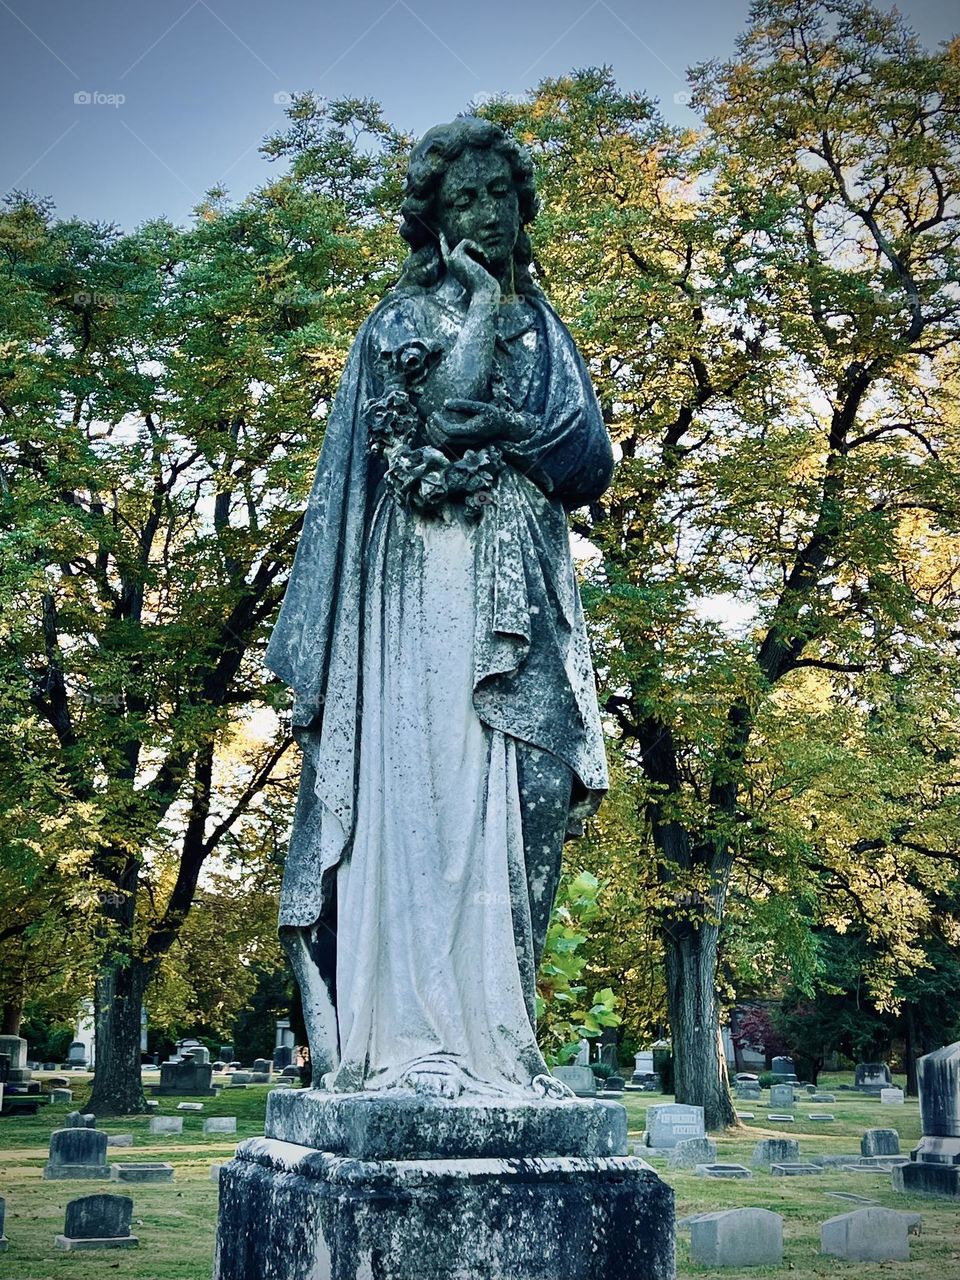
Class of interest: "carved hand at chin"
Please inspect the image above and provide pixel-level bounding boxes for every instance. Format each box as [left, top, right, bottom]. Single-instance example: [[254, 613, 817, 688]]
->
[[426, 399, 536, 452]]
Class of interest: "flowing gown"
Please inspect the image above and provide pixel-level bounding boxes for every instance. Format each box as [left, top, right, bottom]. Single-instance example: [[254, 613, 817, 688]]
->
[[265, 276, 613, 1098]]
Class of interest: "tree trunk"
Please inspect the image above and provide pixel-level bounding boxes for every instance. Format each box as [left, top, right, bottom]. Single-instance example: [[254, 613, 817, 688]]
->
[[89, 954, 148, 1115], [904, 1005, 918, 1098], [663, 917, 737, 1131]]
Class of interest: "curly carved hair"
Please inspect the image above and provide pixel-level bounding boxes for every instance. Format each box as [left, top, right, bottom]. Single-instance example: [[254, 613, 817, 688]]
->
[[396, 116, 542, 296]]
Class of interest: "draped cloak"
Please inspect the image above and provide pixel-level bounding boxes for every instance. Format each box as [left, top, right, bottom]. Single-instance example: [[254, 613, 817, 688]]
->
[[265, 275, 613, 931]]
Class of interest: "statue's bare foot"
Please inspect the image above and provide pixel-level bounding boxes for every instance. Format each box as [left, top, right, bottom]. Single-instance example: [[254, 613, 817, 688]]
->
[[532, 1073, 575, 1099], [398, 1061, 466, 1099]]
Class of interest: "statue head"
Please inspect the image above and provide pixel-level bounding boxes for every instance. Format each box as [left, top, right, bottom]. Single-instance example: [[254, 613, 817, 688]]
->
[[397, 116, 541, 295]]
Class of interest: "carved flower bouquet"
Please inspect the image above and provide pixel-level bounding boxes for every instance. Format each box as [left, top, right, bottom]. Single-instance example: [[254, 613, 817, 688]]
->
[[365, 339, 502, 520]]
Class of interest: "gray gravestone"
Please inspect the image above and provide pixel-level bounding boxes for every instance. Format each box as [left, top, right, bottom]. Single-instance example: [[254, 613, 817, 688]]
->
[[49, 1088, 72, 1103], [668, 1137, 716, 1169], [736, 1082, 761, 1100], [203, 1116, 238, 1134], [113, 1162, 174, 1182], [0, 1195, 6, 1252], [154, 1055, 214, 1097], [66, 1111, 95, 1128], [752, 1138, 799, 1168], [769, 1082, 794, 1108], [550, 1066, 596, 1097], [696, 1163, 752, 1179], [149, 1115, 183, 1135], [646, 1103, 705, 1149], [810, 1092, 835, 1102], [855, 1062, 892, 1094], [862, 1128, 900, 1157], [106, 1134, 134, 1147], [771, 1056, 795, 1078], [690, 1208, 783, 1267], [55, 1193, 138, 1250], [881, 1086, 905, 1104], [821, 1207, 909, 1261], [44, 1127, 110, 1180], [771, 1162, 822, 1176]]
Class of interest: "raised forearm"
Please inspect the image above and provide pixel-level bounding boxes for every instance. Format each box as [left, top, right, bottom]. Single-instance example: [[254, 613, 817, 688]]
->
[[419, 295, 498, 415]]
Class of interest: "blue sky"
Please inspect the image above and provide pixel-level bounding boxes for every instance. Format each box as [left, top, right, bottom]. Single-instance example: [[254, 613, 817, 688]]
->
[[1, 0, 956, 231]]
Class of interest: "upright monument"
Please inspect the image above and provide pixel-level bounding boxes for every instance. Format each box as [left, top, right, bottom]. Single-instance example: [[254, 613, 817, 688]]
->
[[214, 116, 674, 1280]]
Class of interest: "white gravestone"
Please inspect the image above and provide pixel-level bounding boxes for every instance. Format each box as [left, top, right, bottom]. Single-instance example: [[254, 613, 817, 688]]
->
[[646, 1104, 705, 1149]]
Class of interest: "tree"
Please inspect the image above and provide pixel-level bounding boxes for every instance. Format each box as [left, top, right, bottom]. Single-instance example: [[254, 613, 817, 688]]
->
[[0, 104, 399, 1110], [485, 0, 960, 1126]]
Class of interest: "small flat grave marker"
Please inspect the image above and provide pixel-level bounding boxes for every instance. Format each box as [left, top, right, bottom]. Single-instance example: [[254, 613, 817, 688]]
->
[[112, 1162, 174, 1183], [808, 1113, 836, 1121], [203, 1116, 238, 1135], [695, 1162, 753, 1179], [771, 1162, 823, 1176], [766, 1113, 796, 1123], [736, 1111, 756, 1120], [177, 1101, 204, 1111]]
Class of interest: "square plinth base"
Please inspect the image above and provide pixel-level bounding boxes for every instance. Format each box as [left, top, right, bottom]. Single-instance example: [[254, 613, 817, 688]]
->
[[893, 1162, 960, 1197], [213, 1137, 675, 1280]]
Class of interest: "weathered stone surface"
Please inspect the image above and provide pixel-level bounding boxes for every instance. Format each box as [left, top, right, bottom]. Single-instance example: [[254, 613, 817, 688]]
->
[[690, 1208, 782, 1267], [43, 1128, 110, 1180], [855, 1062, 892, 1094], [735, 1083, 761, 1099], [0, 1194, 6, 1251], [810, 1092, 835, 1102], [645, 1104, 705, 1149], [149, 1115, 183, 1135], [918, 1041, 960, 1138], [862, 1127, 900, 1157], [736, 1112, 756, 1121], [106, 1134, 134, 1148], [266, 1090, 627, 1161], [771, 1162, 822, 1176], [668, 1137, 716, 1169], [112, 1162, 174, 1183], [55, 1193, 138, 1250], [765, 1113, 795, 1122], [881, 1087, 905, 1104], [821, 1206, 909, 1261], [177, 1101, 204, 1111], [808, 1113, 835, 1121], [213, 1138, 675, 1280], [66, 1111, 95, 1128], [204, 1116, 238, 1135], [751, 1138, 799, 1168], [49, 1088, 72, 1103], [812, 1153, 862, 1167], [771, 1056, 795, 1078], [768, 1083, 794, 1108], [153, 1058, 215, 1096]]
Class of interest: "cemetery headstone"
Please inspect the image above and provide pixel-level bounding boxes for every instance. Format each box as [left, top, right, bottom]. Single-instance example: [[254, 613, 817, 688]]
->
[[771, 1056, 796, 1079], [49, 1088, 72, 1103], [766, 1113, 795, 1123], [771, 1162, 823, 1176], [690, 1208, 783, 1268], [66, 1041, 88, 1069], [862, 1128, 900, 1157], [107, 1134, 134, 1147], [44, 1127, 110, 1180], [752, 1138, 799, 1168], [177, 1101, 204, 1111], [736, 1083, 761, 1100], [66, 1111, 95, 1128], [0, 1035, 32, 1084], [55, 1193, 138, 1250], [695, 1163, 752, 1179], [855, 1062, 892, 1095], [881, 1086, 905, 1104], [808, 1113, 835, 1121], [769, 1083, 794, 1108], [645, 1103, 705, 1149], [219, 1045, 235, 1064], [281, 1065, 301, 1078], [810, 1092, 835, 1102], [668, 1137, 716, 1169], [204, 1116, 238, 1134], [894, 1040, 960, 1197], [821, 1207, 909, 1262], [113, 1162, 175, 1182], [150, 1115, 183, 1135], [0, 1195, 7, 1252], [153, 1053, 215, 1097], [550, 1066, 596, 1097]]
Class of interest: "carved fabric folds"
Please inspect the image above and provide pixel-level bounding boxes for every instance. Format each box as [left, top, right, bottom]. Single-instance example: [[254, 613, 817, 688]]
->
[[265, 278, 612, 931]]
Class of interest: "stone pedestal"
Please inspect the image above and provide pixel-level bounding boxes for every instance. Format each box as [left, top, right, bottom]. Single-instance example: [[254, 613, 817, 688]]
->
[[0, 1035, 32, 1085], [895, 1041, 960, 1199], [213, 1093, 675, 1279]]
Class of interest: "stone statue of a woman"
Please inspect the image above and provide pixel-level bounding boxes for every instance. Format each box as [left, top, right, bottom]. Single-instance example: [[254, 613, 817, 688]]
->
[[265, 116, 613, 1100]]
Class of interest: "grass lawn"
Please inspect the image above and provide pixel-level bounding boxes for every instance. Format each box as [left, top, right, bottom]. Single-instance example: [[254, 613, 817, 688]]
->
[[0, 1071, 957, 1278]]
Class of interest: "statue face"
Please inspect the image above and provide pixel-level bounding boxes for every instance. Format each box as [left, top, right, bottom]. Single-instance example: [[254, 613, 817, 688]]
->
[[434, 147, 520, 276]]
